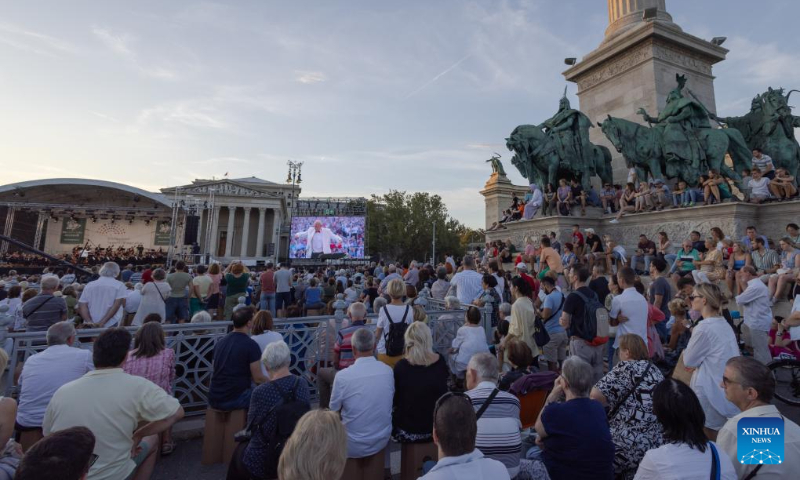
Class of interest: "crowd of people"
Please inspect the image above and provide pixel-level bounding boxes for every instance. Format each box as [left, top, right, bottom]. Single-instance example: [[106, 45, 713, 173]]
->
[[0, 245, 167, 269], [486, 151, 798, 231], [0, 221, 799, 479]]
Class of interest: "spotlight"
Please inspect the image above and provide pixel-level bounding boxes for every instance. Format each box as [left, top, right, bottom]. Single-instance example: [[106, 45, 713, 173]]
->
[[564, 57, 577, 66], [711, 36, 727, 46]]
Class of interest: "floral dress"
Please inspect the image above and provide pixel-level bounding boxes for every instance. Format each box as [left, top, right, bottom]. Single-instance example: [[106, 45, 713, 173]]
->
[[595, 359, 665, 479]]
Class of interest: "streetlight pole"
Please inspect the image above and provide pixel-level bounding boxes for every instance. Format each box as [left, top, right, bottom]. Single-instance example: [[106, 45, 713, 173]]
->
[[432, 222, 436, 265], [286, 160, 303, 260]]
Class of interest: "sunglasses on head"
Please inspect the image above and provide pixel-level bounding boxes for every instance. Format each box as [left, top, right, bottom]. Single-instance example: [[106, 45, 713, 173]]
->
[[433, 392, 471, 422]]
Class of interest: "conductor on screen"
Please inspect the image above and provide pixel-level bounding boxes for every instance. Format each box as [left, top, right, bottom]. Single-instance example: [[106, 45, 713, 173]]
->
[[294, 219, 343, 258]]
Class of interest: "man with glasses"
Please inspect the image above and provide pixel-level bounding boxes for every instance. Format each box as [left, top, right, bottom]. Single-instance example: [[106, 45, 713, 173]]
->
[[717, 357, 800, 479], [421, 391, 510, 479]]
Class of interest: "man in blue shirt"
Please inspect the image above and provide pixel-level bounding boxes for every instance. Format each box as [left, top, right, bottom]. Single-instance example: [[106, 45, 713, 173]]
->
[[740, 226, 769, 252], [539, 276, 566, 372]]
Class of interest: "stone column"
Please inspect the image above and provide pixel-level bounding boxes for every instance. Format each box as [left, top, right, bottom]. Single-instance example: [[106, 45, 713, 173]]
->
[[240, 207, 252, 257], [606, 0, 674, 39], [255, 207, 267, 258], [224, 205, 236, 258], [209, 206, 221, 257], [271, 209, 282, 258]]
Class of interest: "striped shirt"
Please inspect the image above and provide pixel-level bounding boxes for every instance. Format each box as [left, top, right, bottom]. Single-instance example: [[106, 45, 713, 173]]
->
[[752, 154, 774, 173], [751, 248, 780, 273], [22, 295, 67, 332], [467, 382, 522, 478]]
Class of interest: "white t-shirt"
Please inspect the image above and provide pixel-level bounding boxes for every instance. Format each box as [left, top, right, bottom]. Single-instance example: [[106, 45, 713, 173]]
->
[[609, 287, 649, 348], [124, 290, 141, 314], [376, 304, 412, 354], [78, 277, 128, 327], [634, 442, 736, 480], [748, 177, 771, 197], [311, 232, 324, 253]]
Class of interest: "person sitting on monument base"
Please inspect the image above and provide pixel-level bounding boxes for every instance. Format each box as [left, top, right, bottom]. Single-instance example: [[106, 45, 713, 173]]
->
[[769, 167, 797, 200]]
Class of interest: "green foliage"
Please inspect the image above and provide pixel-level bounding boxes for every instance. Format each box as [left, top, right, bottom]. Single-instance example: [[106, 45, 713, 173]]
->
[[367, 190, 468, 262]]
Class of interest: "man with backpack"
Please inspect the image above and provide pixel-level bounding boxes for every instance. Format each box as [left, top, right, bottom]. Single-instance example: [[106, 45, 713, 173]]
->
[[330, 328, 394, 479], [559, 267, 609, 383]]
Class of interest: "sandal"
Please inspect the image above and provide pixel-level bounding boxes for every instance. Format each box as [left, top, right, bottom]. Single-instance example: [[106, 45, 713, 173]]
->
[[161, 442, 175, 456]]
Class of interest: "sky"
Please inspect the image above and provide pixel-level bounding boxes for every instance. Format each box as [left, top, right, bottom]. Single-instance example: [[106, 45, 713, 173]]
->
[[1, 0, 799, 228]]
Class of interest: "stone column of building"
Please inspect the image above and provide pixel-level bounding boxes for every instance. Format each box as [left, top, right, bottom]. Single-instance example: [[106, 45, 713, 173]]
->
[[224, 205, 236, 258], [271, 209, 282, 259], [255, 207, 266, 258], [240, 207, 252, 257], [209, 206, 221, 257]]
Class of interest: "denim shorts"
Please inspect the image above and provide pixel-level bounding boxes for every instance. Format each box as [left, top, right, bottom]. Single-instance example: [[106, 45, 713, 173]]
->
[[164, 296, 189, 323]]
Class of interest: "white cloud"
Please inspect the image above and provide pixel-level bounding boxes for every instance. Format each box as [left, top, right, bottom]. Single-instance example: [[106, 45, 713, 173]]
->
[[91, 25, 178, 80], [0, 22, 78, 56], [295, 71, 326, 84]]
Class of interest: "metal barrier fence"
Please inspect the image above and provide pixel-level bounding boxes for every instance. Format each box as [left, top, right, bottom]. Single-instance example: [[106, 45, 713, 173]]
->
[[3, 296, 492, 417]]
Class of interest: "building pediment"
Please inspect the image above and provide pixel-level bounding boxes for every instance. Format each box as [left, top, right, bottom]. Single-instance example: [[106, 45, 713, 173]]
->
[[164, 180, 285, 199]]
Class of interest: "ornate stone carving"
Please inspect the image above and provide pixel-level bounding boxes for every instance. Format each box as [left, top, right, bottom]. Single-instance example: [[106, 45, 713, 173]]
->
[[182, 181, 281, 198], [652, 44, 712, 75]]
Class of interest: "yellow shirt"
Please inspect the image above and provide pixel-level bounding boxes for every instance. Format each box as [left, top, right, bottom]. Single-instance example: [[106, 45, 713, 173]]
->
[[508, 296, 540, 357], [43, 368, 181, 480]]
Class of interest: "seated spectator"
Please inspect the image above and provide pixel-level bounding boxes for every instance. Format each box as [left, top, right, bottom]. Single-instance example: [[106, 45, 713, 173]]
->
[[591, 334, 665, 479], [16, 322, 93, 438], [0, 285, 23, 330], [14, 426, 96, 480], [375, 278, 413, 368], [683, 283, 740, 439], [420, 392, 510, 479], [21, 274, 67, 332], [465, 352, 522, 478], [535, 356, 615, 480], [717, 357, 800, 478], [392, 322, 449, 443], [278, 410, 347, 480], [630, 235, 656, 275], [498, 339, 535, 391], [0, 349, 18, 477], [747, 168, 772, 204], [77, 262, 127, 327], [123, 322, 176, 455], [330, 328, 394, 477], [318, 302, 368, 409], [767, 237, 800, 305], [303, 278, 325, 310], [207, 307, 267, 410], [239, 341, 310, 480], [43, 328, 184, 480], [769, 167, 797, 200], [634, 378, 736, 479], [449, 306, 489, 376], [692, 237, 725, 285]]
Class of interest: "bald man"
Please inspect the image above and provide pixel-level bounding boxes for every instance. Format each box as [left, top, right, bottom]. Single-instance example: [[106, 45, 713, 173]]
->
[[294, 220, 343, 258]]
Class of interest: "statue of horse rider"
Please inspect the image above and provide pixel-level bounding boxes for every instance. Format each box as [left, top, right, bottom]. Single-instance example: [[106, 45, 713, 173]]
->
[[534, 87, 595, 177]]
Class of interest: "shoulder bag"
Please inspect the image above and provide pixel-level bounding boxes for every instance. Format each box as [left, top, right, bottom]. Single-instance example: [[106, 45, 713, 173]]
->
[[607, 361, 653, 420]]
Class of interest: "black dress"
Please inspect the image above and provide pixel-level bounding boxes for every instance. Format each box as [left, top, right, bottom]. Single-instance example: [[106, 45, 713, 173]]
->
[[392, 354, 449, 442]]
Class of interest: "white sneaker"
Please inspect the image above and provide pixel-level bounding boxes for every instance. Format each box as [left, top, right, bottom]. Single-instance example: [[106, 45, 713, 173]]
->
[[609, 219, 619, 224]]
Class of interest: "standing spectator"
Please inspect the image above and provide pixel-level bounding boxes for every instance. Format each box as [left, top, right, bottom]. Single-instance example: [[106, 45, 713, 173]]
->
[[123, 322, 176, 455], [634, 378, 736, 479], [630, 235, 656, 275], [489, 261, 505, 298], [501, 277, 539, 367], [430, 267, 451, 301], [43, 328, 184, 480], [375, 279, 413, 368], [560, 267, 607, 382], [589, 265, 611, 304], [591, 335, 664, 479], [392, 322, 449, 443], [683, 283, 740, 439], [258, 262, 277, 316], [21, 274, 67, 332], [123, 283, 143, 324], [648, 258, 672, 341], [190, 264, 212, 318], [419, 391, 510, 480], [132, 268, 170, 326], [277, 410, 347, 480], [206, 263, 223, 319], [317, 303, 368, 408], [446, 255, 484, 306], [450, 306, 489, 376], [77, 262, 127, 327], [223, 262, 250, 320], [330, 328, 394, 478], [535, 356, 615, 480], [14, 426, 96, 480], [208, 307, 267, 410], [735, 266, 773, 364], [16, 322, 93, 443], [465, 352, 522, 478], [240, 341, 310, 480], [609, 267, 649, 364], [539, 276, 566, 372], [164, 261, 191, 324], [404, 261, 420, 286], [717, 357, 800, 479], [273, 263, 292, 317]]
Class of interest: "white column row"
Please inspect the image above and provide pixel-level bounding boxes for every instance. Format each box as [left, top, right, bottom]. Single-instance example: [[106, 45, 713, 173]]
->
[[210, 205, 278, 258]]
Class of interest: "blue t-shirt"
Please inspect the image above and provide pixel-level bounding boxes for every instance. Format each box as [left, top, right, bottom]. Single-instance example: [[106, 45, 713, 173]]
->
[[305, 287, 322, 304], [208, 332, 262, 407], [541, 397, 615, 480], [542, 290, 565, 335]]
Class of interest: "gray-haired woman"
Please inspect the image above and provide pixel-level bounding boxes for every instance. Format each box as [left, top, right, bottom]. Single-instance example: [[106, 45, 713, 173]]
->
[[132, 268, 171, 326]]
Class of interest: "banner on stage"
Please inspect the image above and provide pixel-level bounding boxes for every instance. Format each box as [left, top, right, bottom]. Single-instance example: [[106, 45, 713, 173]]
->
[[154, 221, 172, 246], [59, 218, 86, 244]]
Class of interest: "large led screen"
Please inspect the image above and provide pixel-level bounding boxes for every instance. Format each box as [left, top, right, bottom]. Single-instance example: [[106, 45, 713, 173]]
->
[[289, 216, 365, 259]]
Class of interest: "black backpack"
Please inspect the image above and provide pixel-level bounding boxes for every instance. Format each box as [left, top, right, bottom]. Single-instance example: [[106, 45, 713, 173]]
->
[[383, 305, 410, 356], [571, 289, 609, 342]]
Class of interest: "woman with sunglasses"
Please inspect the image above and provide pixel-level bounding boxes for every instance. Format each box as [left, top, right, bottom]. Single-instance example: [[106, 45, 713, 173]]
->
[[681, 283, 740, 440]]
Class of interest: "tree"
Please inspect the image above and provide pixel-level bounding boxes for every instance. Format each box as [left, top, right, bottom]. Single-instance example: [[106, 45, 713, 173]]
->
[[367, 190, 467, 263]]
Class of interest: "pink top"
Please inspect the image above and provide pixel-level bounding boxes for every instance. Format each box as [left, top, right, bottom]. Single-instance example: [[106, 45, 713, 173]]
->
[[123, 348, 176, 394], [208, 273, 221, 295]]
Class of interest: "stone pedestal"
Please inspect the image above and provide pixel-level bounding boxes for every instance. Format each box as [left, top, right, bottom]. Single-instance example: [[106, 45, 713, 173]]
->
[[564, 4, 727, 184], [479, 174, 528, 230]]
